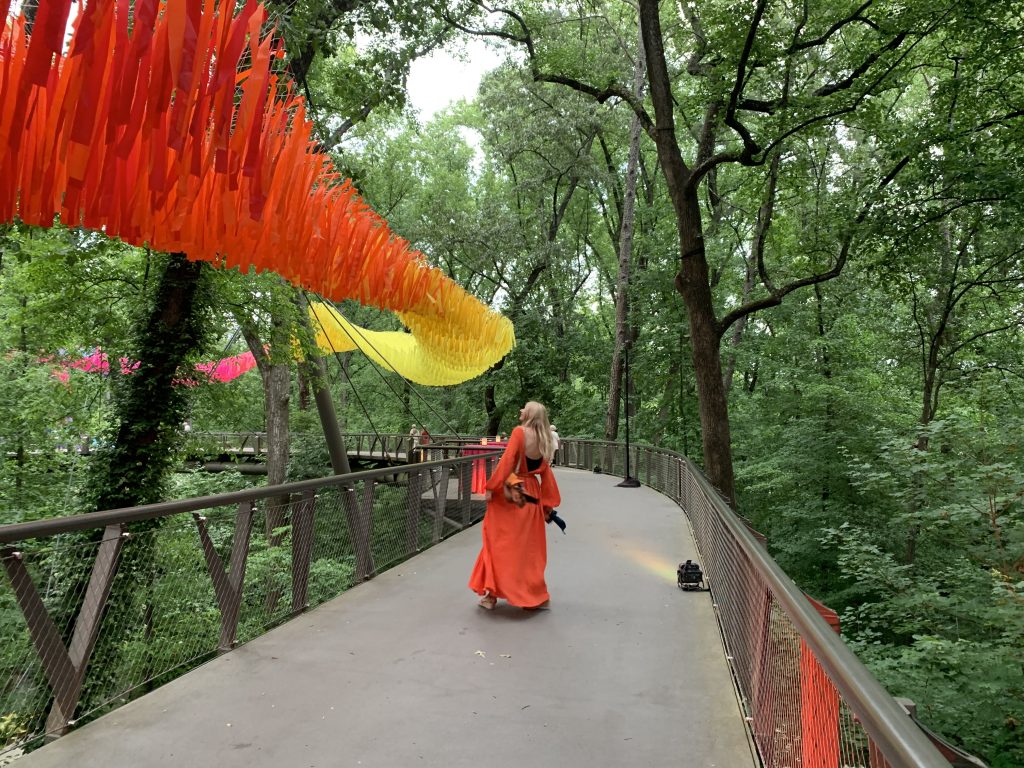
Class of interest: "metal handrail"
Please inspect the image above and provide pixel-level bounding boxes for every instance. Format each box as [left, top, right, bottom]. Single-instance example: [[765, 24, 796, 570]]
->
[[0, 452, 497, 545], [554, 437, 952, 768], [0, 448, 503, 752], [684, 456, 949, 767], [1, 433, 956, 765]]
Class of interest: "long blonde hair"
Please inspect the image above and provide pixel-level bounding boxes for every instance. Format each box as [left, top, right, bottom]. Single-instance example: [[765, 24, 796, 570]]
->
[[521, 401, 554, 460]]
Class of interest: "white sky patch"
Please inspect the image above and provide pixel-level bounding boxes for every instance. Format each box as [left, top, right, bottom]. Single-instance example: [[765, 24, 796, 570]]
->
[[407, 37, 505, 122]]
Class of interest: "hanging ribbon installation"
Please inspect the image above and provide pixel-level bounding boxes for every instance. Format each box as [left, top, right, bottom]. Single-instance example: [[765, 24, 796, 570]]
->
[[0, 0, 514, 385]]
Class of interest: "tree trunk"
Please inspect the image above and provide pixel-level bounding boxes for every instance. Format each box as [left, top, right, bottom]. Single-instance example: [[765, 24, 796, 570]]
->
[[605, 31, 646, 442], [674, 217, 735, 505], [15, 296, 27, 495], [722, 261, 754, 393], [86, 253, 207, 511], [238, 308, 292, 546], [640, 0, 735, 504], [814, 285, 833, 511], [294, 296, 352, 477], [484, 359, 505, 436], [74, 252, 207, 716], [235, 300, 289, 624], [652, 352, 681, 447]]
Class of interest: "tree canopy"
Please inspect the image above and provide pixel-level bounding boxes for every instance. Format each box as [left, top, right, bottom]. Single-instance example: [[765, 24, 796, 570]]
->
[[1, 1, 1023, 763]]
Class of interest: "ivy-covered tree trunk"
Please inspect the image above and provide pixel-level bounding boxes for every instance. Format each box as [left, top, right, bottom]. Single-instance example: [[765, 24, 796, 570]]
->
[[74, 252, 208, 716], [85, 252, 207, 511]]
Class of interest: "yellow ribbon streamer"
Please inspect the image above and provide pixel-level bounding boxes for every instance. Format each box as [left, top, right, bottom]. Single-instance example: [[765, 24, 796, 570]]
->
[[309, 301, 515, 386]]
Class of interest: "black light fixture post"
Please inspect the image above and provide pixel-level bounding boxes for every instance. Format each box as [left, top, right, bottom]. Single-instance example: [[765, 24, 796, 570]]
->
[[617, 343, 640, 488]]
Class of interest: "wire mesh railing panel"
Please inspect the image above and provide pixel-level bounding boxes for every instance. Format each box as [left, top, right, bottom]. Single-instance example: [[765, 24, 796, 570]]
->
[[77, 519, 222, 715], [302, 490, 357, 608], [233, 498, 309, 641], [0, 454, 486, 757], [694, 470, 946, 766], [2, 442, 950, 766], [366, 481, 418, 574], [0, 535, 103, 748], [680, 466, 880, 767]]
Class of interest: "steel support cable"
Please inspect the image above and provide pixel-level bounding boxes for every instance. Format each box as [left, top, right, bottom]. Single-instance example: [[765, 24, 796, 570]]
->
[[303, 291, 465, 439], [302, 294, 386, 449], [308, 298, 466, 437]]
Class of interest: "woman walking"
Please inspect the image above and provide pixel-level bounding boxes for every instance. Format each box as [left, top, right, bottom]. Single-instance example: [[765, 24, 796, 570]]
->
[[469, 401, 561, 610]]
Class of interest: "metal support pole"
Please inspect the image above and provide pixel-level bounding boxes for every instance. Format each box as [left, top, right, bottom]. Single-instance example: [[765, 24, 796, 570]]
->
[[311, 355, 351, 476]]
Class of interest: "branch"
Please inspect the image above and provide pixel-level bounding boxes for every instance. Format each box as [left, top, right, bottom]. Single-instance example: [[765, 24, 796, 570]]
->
[[941, 321, 1024, 364], [813, 30, 908, 98], [715, 151, 910, 336], [756, 17, 937, 161], [723, 0, 769, 162], [326, 102, 375, 146], [956, 108, 1024, 136], [236, 314, 270, 380], [639, 0, 691, 190], [597, 132, 625, 226], [787, 1, 878, 54], [449, 2, 657, 139], [753, 152, 782, 295], [739, 98, 776, 114], [444, 3, 533, 53], [678, 0, 710, 75], [694, 100, 722, 170], [716, 247, 848, 336]]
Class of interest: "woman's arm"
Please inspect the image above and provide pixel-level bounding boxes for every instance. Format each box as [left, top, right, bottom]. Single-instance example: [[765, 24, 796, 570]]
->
[[538, 463, 561, 509], [484, 427, 524, 493]]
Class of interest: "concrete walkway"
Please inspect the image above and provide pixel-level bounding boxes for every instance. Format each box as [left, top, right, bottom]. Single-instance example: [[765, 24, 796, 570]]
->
[[17, 469, 756, 768]]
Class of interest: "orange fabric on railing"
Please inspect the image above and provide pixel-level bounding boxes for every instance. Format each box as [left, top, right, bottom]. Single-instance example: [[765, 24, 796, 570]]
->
[[0, 1, 514, 382]]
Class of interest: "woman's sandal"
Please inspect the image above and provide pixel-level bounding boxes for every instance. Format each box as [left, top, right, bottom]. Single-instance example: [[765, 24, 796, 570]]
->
[[478, 593, 497, 610]]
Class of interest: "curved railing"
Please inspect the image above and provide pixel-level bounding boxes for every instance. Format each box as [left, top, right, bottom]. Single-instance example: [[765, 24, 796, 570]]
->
[[0, 449, 499, 756], [553, 438, 954, 768], [0, 433, 961, 766], [189, 431, 494, 461]]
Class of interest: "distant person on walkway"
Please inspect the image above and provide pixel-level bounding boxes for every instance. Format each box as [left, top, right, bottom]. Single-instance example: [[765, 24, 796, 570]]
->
[[409, 425, 421, 462], [550, 423, 560, 456], [469, 401, 561, 611], [420, 427, 430, 445]]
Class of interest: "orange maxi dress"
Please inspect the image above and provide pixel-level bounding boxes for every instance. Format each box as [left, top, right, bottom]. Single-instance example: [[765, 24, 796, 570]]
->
[[468, 426, 561, 608]]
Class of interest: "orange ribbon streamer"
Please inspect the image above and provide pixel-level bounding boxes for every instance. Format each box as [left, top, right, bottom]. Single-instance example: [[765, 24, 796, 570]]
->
[[0, 1, 514, 383]]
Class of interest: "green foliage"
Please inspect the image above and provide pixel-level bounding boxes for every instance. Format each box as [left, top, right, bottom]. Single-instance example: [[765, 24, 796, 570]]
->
[[0, 712, 28, 750], [2, 1, 1023, 763], [734, 275, 1024, 764], [266, 0, 478, 140]]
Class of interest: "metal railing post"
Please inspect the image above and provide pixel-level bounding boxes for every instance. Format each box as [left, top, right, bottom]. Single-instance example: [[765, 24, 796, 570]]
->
[[2, 523, 127, 737], [194, 502, 256, 652]]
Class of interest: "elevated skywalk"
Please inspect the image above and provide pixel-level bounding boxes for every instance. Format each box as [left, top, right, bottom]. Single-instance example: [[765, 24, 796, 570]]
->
[[14, 469, 756, 767]]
